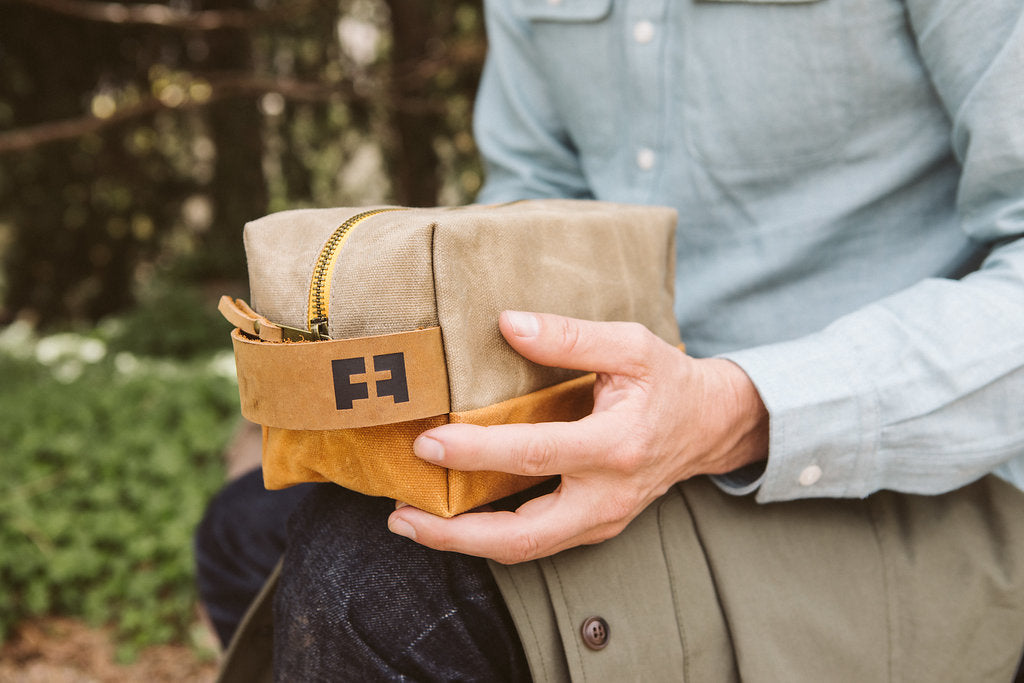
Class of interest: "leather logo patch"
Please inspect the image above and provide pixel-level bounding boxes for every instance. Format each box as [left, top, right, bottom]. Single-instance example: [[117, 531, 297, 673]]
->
[[231, 326, 449, 430], [332, 352, 410, 410]]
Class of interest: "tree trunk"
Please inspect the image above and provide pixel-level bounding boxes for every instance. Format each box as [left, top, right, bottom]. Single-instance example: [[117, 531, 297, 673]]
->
[[200, 0, 267, 280], [386, 0, 444, 206]]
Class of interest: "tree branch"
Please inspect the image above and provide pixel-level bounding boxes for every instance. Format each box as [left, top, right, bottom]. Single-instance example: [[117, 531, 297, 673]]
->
[[9, 0, 318, 30], [0, 100, 161, 153], [0, 73, 350, 155]]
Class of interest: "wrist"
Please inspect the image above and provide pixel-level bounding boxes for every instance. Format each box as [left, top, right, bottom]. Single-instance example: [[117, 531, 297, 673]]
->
[[704, 358, 769, 473]]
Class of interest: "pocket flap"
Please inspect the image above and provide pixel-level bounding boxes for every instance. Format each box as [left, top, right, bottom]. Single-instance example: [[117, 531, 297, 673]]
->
[[699, 0, 822, 4], [514, 0, 612, 22]]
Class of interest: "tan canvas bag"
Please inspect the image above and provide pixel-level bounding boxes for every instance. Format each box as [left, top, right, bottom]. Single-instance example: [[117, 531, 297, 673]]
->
[[219, 199, 681, 517]]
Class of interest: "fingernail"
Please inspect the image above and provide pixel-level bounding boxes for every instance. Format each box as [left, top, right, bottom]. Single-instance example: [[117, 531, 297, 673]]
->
[[395, 500, 410, 510], [506, 311, 539, 338], [413, 435, 444, 463], [388, 516, 417, 541]]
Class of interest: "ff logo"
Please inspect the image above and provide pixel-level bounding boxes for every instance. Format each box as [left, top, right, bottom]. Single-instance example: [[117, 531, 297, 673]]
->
[[331, 352, 409, 410]]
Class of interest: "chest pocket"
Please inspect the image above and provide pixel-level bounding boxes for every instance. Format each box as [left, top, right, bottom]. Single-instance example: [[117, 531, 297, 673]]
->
[[683, 0, 854, 170], [514, 0, 618, 154]]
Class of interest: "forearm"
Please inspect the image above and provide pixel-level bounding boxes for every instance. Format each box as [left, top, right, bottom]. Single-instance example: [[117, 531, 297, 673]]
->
[[718, 243, 1024, 502], [713, 0, 1024, 502]]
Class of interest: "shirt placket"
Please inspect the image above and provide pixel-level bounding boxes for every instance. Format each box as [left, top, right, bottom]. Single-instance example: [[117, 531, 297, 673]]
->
[[623, 0, 668, 201]]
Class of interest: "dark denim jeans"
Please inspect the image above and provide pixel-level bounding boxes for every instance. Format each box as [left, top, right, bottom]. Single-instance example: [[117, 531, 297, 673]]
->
[[194, 468, 314, 647], [194, 469, 530, 681]]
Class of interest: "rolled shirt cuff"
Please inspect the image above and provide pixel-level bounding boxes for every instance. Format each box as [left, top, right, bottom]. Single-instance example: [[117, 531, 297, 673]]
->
[[716, 329, 880, 503]]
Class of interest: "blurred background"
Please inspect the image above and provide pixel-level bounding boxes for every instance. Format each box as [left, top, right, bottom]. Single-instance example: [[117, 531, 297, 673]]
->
[[0, 0, 486, 678]]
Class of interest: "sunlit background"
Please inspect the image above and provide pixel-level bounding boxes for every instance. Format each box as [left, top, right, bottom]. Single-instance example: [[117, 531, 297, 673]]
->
[[0, 1, 486, 678]]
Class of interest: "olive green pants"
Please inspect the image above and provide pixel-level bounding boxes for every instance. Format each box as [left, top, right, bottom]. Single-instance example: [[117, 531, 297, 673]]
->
[[220, 475, 1024, 681], [491, 476, 1024, 682]]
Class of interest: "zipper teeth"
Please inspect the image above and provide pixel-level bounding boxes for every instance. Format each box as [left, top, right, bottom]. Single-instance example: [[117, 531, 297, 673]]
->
[[307, 207, 401, 337]]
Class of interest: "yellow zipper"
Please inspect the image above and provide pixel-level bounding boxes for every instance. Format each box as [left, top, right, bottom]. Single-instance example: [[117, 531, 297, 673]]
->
[[306, 207, 404, 339]]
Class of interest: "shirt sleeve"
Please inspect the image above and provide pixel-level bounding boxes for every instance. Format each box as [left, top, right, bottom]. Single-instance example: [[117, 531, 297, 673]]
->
[[472, 0, 594, 203], [715, 0, 1024, 501]]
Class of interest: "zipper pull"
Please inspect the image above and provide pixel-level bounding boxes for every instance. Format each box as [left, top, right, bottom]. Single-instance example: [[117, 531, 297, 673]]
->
[[309, 316, 330, 340], [219, 296, 321, 342]]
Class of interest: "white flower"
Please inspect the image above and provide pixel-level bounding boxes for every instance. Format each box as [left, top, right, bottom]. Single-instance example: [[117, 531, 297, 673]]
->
[[0, 320, 35, 359], [54, 359, 84, 384], [78, 338, 107, 363], [35, 335, 71, 365], [208, 350, 238, 381], [34, 333, 107, 365], [115, 351, 141, 375]]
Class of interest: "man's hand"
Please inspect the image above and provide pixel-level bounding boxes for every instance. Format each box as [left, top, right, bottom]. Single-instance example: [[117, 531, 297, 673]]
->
[[387, 311, 768, 564]]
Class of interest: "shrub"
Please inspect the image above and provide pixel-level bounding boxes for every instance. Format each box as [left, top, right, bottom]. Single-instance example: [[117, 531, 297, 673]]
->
[[0, 320, 239, 659]]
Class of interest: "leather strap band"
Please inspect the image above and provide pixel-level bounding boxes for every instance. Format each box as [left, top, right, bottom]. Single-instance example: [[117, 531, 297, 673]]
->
[[229, 324, 451, 430]]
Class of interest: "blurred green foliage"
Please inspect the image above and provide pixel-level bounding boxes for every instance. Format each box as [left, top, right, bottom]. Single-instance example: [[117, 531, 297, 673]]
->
[[0, 304, 240, 659], [0, 0, 487, 657], [105, 282, 231, 358]]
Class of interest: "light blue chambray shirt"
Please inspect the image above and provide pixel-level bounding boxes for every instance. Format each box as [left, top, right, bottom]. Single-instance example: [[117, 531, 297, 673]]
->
[[472, 0, 1024, 502]]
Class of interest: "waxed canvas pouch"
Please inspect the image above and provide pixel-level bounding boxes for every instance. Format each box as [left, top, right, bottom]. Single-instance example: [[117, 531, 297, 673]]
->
[[219, 199, 680, 517]]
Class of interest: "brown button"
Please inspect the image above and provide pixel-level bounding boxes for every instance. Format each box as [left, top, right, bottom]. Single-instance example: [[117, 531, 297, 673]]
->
[[581, 616, 609, 650]]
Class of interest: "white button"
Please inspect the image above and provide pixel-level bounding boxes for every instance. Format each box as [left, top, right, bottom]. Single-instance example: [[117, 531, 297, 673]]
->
[[798, 465, 823, 487], [636, 147, 656, 170], [633, 21, 655, 44]]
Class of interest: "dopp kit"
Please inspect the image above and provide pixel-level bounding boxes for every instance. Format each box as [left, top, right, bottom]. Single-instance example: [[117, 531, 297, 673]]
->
[[219, 199, 680, 516]]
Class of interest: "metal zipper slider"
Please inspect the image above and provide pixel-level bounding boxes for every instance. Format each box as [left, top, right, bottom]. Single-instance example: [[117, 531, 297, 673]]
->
[[309, 316, 330, 340]]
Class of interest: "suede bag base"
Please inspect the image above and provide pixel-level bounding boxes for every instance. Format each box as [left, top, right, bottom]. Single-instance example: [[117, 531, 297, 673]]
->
[[263, 373, 597, 517]]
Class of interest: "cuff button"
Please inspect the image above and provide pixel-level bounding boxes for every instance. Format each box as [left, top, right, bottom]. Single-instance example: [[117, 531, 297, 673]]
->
[[798, 464, 823, 487]]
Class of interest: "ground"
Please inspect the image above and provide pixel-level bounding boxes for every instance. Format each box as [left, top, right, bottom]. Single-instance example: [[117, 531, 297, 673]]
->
[[0, 617, 220, 682]]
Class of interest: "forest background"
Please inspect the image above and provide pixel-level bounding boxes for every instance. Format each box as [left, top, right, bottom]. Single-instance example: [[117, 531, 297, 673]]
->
[[0, 0, 487, 677]]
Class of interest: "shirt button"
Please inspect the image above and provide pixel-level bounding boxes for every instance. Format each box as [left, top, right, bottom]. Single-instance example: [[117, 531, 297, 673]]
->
[[633, 20, 655, 44], [798, 465, 823, 486], [581, 616, 609, 650], [636, 147, 656, 170]]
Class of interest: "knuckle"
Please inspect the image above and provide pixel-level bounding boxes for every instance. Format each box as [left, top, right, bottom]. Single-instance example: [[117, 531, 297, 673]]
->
[[423, 523, 455, 552], [606, 439, 647, 474], [637, 325, 663, 357], [620, 321, 650, 344], [514, 436, 557, 475], [617, 322, 659, 372], [500, 531, 543, 565], [589, 520, 627, 545], [595, 488, 643, 528], [556, 317, 584, 355], [602, 495, 635, 525], [619, 321, 651, 349]]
